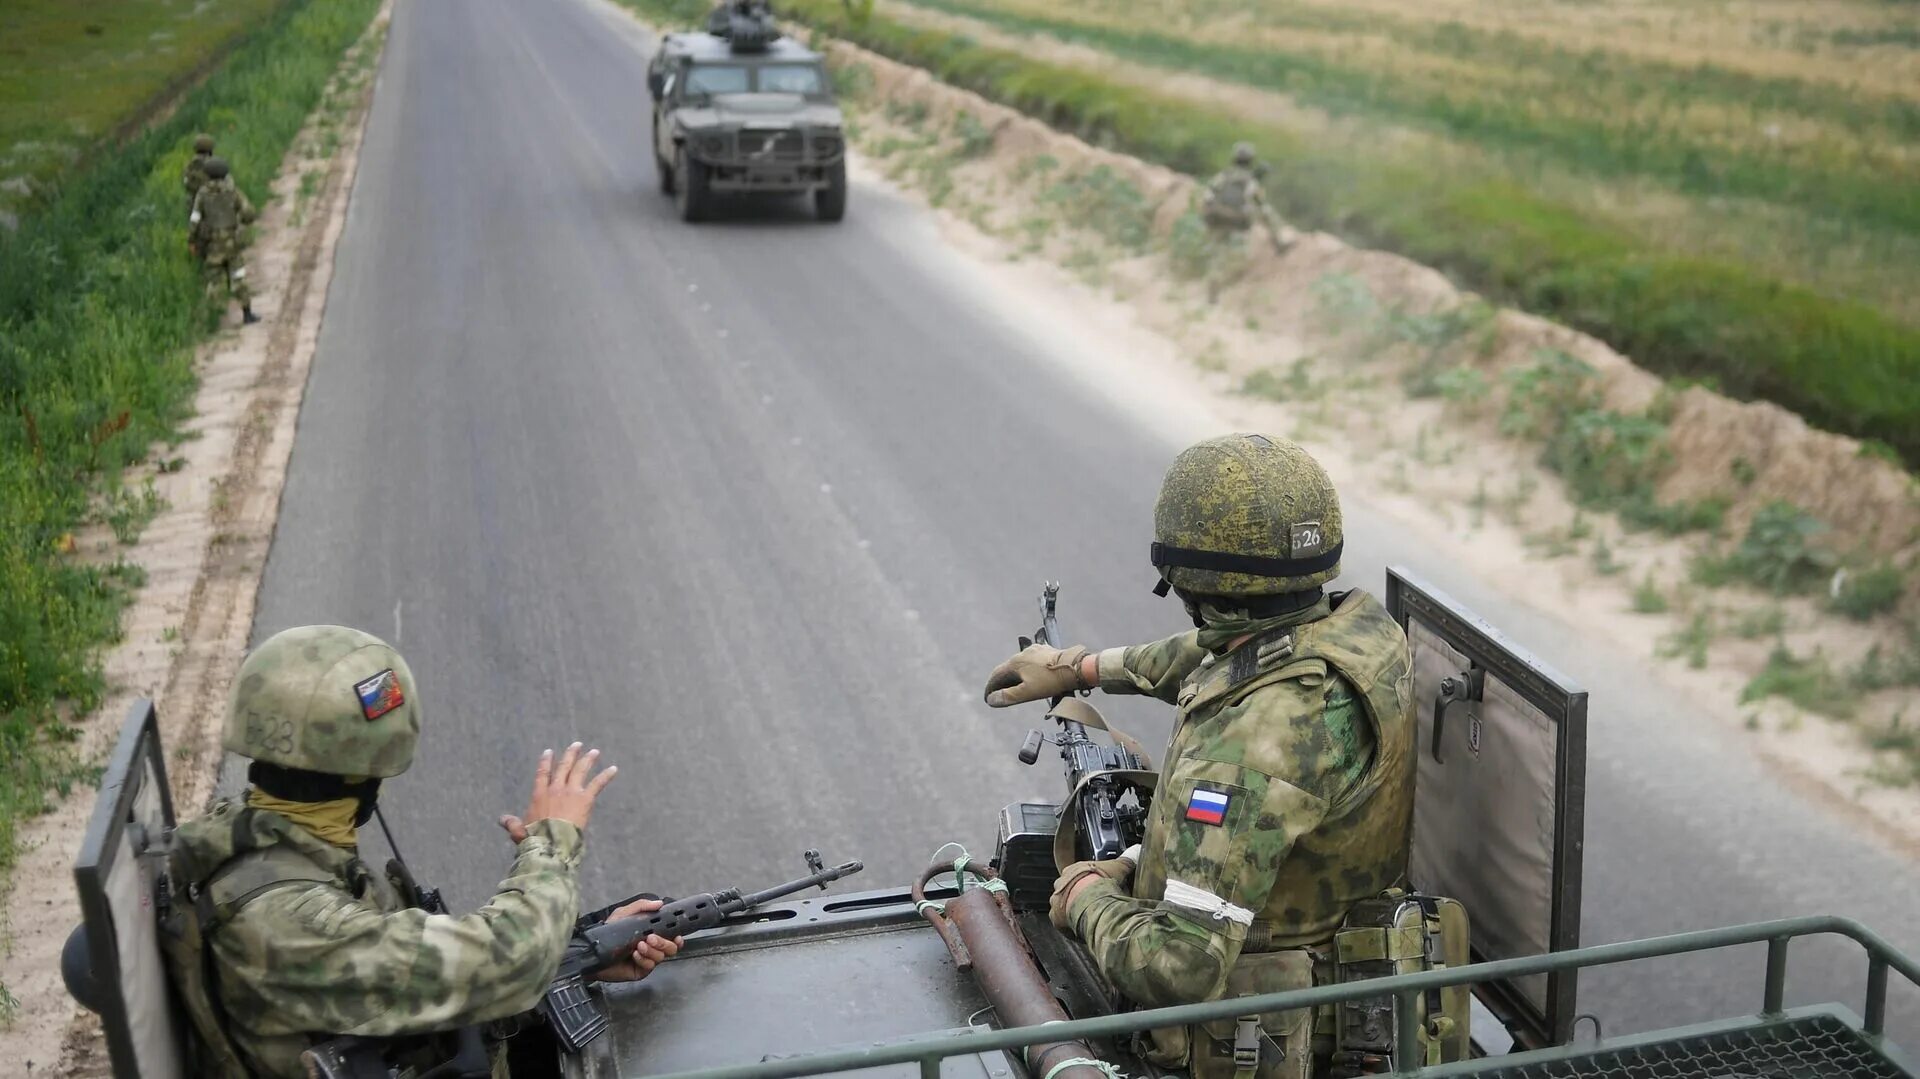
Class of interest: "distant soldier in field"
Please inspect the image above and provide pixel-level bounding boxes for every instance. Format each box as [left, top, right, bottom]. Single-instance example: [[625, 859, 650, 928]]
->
[[1200, 141, 1292, 301], [189, 157, 261, 325], [183, 134, 217, 213]]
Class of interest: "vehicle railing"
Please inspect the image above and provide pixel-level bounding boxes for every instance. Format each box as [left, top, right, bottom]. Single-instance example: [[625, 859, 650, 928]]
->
[[641, 914, 1918, 1079]]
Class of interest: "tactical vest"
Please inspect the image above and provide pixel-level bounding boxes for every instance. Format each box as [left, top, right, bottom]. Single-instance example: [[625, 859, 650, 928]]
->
[[1139, 590, 1415, 950], [1203, 169, 1256, 230], [1130, 592, 1423, 1079], [157, 805, 351, 1079], [196, 180, 242, 234]]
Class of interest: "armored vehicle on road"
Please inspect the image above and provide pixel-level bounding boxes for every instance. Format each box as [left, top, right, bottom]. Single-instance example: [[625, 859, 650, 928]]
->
[[646, 5, 847, 223], [62, 569, 1919, 1078]]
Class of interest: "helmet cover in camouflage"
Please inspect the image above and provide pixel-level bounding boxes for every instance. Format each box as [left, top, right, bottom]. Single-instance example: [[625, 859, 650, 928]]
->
[[1232, 141, 1256, 166], [223, 626, 421, 777], [193, 134, 215, 154], [1151, 434, 1342, 596], [204, 156, 230, 180]]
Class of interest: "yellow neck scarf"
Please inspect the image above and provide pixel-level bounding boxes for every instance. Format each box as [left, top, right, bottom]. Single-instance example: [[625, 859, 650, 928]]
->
[[246, 788, 361, 848]]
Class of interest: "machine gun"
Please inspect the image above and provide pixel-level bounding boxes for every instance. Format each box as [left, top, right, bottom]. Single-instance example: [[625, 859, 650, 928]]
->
[[541, 851, 864, 1053], [1014, 584, 1151, 862]]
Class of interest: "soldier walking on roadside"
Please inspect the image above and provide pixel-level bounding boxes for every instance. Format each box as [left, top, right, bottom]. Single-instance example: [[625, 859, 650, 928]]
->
[[189, 156, 261, 325], [1200, 142, 1293, 302], [183, 133, 217, 213]]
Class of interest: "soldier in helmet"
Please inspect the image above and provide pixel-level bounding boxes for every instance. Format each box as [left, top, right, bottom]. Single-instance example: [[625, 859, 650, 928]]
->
[[188, 156, 261, 325], [1200, 142, 1292, 301], [183, 134, 217, 212], [983, 435, 1415, 1079], [165, 626, 680, 1078]]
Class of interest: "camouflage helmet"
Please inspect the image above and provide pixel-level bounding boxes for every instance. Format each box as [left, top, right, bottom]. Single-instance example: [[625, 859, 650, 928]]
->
[[223, 626, 421, 778], [1232, 141, 1256, 166], [203, 156, 230, 180], [193, 134, 215, 154], [1150, 434, 1342, 597]]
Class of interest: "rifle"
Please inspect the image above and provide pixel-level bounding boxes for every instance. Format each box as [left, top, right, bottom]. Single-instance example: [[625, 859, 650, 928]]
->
[[1015, 584, 1150, 862], [540, 851, 864, 1053]]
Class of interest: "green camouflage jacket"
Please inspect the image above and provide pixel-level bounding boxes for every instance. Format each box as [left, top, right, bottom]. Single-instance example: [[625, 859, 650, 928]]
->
[[172, 802, 583, 1078], [1066, 591, 1415, 1009], [183, 154, 212, 203], [190, 178, 255, 242]]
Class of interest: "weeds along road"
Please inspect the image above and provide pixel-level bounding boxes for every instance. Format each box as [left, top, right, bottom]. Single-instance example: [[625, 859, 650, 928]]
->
[[233, 0, 1919, 1042]]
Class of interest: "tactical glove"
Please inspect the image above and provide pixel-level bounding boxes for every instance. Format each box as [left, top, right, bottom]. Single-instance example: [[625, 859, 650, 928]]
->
[[983, 644, 1091, 708], [1049, 847, 1139, 930]]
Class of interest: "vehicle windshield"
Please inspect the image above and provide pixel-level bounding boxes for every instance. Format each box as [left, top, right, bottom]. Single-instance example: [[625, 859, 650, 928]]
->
[[757, 64, 825, 95], [683, 64, 751, 97]]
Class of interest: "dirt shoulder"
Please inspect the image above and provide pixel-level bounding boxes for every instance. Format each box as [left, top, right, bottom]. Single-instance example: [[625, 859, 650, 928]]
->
[[820, 42, 1920, 847], [0, 8, 389, 1073]]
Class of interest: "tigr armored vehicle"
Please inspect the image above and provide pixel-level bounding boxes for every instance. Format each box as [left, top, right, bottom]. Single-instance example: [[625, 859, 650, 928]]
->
[[647, 5, 847, 223], [62, 569, 1920, 1078]]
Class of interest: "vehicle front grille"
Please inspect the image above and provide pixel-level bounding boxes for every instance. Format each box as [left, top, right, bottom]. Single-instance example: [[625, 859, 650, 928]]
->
[[739, 130, 805, 161]]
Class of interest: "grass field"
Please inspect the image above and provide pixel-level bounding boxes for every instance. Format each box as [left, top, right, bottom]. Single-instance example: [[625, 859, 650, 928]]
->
[[633, 0, 1920, 463], [0, 0, 381, 892], [0, 0, 287, 225]]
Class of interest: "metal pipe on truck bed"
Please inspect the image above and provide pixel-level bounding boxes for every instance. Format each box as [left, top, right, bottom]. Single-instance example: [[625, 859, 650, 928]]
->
[[941, 889, 1110, 1079]]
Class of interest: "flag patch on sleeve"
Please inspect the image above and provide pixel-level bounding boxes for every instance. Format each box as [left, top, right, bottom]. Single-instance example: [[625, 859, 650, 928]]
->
[[354, 669, 404, 721], [1185, 788, 1230, 826]]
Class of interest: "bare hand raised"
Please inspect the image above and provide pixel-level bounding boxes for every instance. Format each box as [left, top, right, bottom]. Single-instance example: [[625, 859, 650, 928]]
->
[[499, 741, 618, 843]]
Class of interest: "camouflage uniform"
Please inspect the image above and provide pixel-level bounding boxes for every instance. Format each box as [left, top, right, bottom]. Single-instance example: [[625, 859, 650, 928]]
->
[[161, 625, 586, 1078], [190, 174, 257, 314], [172, 802, 582, 1079], [1068, 595, 1414, 1075], [1043, 436, 1413, 1079], [1200, 146, 1288, 301], [183, 156, 213, 210]]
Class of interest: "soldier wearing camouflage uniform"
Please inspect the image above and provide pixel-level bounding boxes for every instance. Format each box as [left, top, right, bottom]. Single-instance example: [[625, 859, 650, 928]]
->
[[1200, 143, 1291, 301], [188, 156, 261, 324], [984, 435, 1415, 1079], [166, 625, 678, 1078], [183, 134, 217, 212]]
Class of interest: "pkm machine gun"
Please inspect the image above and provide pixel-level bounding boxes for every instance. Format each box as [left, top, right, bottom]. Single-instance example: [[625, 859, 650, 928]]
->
[[542, 852, 865, 1053], [706, 0, 780, 51], [994, 584, 1154, 911]]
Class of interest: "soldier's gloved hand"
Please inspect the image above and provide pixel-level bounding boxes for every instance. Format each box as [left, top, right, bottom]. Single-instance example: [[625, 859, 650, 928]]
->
[[588, 897, 684, 983], [983, 644, 1091, 707], [1048, 847, 1139, 930]]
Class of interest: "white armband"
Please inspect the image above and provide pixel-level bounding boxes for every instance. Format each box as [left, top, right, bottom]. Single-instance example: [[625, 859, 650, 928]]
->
[[1119, 844, 1142, 865], [1163, 878, 1255, 926], [190, 211, 201, 225]]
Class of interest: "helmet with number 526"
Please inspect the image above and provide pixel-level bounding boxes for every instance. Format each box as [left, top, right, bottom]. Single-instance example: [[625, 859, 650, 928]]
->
[[223, 625, 421, 777], [1150, 433, 1343, 597]]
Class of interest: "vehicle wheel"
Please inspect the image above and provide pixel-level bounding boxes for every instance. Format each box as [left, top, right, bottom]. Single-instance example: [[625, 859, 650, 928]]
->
[[675, 148, 709, 223], [815, 160, 848, 223], [655, 125, 675, 195]]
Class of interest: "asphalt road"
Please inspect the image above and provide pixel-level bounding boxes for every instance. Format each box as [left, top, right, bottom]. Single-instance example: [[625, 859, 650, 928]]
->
[[238, 0, 1918, 1046]]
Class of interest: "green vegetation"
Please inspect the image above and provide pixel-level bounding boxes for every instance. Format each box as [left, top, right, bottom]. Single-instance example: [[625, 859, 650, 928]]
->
[[1831, 563, 1908, 621], [1631, 575, 1669, 614], [617, 0, 1920, 464], [0, 0, 381, 885], [1692, 501, 1834, 595], [0, 0, 285, 223], [1742, 644, 1851, 718]]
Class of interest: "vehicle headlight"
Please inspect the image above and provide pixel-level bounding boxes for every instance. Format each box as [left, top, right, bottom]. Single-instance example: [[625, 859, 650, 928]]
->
[[812, 133, 842, 157], [698, 134, 729, 157]]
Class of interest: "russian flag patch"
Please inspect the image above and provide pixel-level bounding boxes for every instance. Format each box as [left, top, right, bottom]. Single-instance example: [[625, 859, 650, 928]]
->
[[1185, 788, 1230, 826], [354, 669, 404, 721]]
